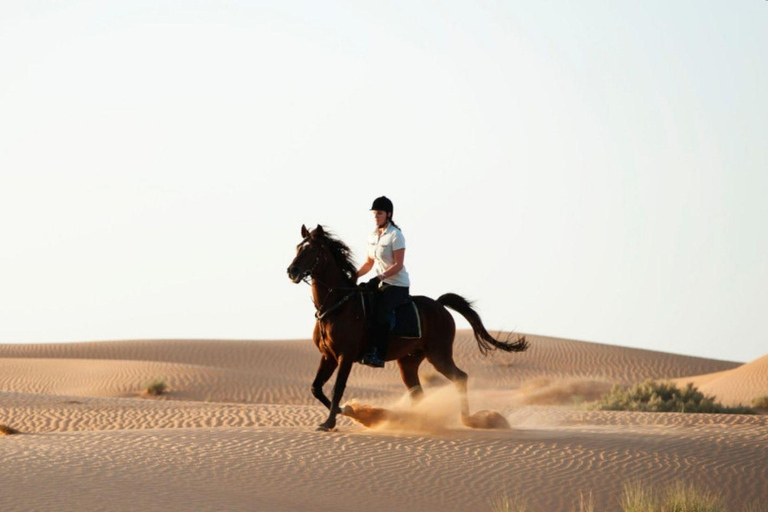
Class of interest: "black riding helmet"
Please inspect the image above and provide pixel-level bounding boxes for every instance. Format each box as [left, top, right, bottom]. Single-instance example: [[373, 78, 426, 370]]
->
[[370, 196, 393, 214]]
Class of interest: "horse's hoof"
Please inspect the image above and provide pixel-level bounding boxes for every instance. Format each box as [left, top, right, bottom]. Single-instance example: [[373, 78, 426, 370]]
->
[[315, 425, 336, 432]]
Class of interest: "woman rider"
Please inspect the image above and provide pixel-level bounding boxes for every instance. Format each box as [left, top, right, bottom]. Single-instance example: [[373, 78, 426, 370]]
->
[[356, 196, 410, 368]]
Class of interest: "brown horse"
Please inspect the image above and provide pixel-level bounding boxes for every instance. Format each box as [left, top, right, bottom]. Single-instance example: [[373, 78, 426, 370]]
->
[[287, 224, 528, 431]]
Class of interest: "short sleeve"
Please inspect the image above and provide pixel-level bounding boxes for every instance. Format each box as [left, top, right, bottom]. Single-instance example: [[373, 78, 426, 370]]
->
[[391, 229, 406, 251], [367, 232, 377, 259]]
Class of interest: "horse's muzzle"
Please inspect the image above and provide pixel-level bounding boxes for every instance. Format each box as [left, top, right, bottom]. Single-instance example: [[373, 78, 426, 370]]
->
[[287, 266, 303, 283]]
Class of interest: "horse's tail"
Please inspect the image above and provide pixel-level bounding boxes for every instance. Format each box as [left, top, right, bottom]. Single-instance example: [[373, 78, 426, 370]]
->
[[437, 293, 528, 356]]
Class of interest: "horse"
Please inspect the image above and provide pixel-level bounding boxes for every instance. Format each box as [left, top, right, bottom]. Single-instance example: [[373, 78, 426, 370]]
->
[[287, 224, 528, 432]]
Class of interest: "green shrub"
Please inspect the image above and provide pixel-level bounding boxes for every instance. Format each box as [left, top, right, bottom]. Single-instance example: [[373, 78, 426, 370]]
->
[[751, 395, 768, 410], [592, 380, 755, 414], [144, 378, 167, 396]]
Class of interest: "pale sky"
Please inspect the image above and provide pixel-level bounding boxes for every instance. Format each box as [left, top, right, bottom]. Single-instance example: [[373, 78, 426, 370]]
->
[[1, 1, 766, 363]]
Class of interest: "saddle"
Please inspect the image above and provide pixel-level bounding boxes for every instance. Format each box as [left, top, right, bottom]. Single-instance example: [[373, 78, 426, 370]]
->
[[361, 292, 422, 339]]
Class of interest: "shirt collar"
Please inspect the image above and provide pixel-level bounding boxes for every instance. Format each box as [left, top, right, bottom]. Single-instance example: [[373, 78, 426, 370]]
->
[[374, 222, 394, 236]]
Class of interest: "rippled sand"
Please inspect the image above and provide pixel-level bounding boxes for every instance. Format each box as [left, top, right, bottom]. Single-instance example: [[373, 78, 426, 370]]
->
[[1, 332, 765, 512]]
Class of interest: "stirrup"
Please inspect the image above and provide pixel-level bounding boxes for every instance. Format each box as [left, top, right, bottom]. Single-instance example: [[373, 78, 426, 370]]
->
[[360, 350, 385, 368]]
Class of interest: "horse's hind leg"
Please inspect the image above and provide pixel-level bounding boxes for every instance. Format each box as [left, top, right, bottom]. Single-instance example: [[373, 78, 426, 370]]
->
[[397, 351, 425, 405], [427, 353, 470, 422]]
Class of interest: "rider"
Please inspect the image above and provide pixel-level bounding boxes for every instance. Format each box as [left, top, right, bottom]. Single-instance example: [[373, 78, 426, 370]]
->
[[356, 196, 411, 368]]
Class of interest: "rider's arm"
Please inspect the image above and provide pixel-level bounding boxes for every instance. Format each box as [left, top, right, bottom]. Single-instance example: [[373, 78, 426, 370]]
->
[[357, 256, 374, 278], [377, 249, 405, 280]]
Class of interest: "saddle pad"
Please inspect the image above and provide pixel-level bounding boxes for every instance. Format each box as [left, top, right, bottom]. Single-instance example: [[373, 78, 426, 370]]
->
[[392, 300, 422, 339]]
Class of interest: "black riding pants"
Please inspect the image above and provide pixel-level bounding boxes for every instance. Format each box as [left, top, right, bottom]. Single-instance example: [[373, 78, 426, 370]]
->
[[374, 284, 409, 345]]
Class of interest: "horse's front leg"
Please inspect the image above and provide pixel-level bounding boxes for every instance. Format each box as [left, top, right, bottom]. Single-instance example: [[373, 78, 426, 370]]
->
[[311, 356, 338, 411], [317, 356, 353, 432]]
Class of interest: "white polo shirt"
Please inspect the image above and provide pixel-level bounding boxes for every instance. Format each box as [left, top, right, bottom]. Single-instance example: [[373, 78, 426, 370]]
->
[[368, 223, 411, 287]]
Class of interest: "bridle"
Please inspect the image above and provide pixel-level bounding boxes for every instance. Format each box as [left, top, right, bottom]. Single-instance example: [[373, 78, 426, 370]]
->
[[296, 238, 364, 322], [293, 236, 321, 285]]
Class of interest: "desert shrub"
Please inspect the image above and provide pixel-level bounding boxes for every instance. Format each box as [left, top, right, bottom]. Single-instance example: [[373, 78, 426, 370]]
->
[[592, 380, 755, 414], [144, 378, 167, 396], [0, 424, 21, 436], [751, 395, 768, 410]]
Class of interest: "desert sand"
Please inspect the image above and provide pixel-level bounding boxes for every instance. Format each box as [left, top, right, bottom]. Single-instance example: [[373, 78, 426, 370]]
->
[[1, 331, 766, 512]]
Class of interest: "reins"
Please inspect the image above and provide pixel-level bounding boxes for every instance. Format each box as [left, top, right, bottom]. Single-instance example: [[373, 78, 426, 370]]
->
[[296, 233, 373, 323], [300, 262, 365, 322], [314, 289, 358, 321]]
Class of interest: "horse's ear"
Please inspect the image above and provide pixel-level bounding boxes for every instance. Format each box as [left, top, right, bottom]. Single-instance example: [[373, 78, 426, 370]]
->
[[315, 224, 324, 236], [301, 224, 309, 238]]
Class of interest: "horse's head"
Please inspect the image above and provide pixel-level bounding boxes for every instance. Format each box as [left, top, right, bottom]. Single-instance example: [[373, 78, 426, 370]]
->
[[287, 224, 329, 283]]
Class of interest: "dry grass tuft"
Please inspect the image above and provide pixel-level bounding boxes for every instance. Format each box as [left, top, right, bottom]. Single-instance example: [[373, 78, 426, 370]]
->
[[492, 481, 751, 512], [0, 424, 21, 436], [489, 491, 529, 512], [743, 501, 768, 512], [577, 491, 595, 512], [660, 481, 724, 512], [620, 480, 657, 512], [144, 378, 167, 397]]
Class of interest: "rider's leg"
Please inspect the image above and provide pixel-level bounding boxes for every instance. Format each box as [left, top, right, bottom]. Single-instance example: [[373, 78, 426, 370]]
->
[[361, 285, 409, 368]]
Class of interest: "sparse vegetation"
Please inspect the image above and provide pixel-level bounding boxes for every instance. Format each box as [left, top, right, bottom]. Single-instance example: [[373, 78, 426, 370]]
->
[[620, 480, 655, 512], [577, 491, 595, 512], [489, 491, 529, 512], [743, 501, 768, 512], [591, 380, 755, 414], [0, 424, 21, 436], [492, 481, 762, 512], [144, 378, 167, 396], [621, 480, 725, 512], [751, 395, 768, 410]]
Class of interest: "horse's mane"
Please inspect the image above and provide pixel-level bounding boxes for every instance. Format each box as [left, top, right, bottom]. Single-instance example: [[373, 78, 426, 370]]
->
[[316, 227, 358, 285]]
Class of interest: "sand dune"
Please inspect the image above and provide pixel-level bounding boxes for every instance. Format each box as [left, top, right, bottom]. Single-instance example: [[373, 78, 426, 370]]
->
[[1, 333, 765, 512], [0, 332, 740, 404], [674, 352, 768, 406]]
